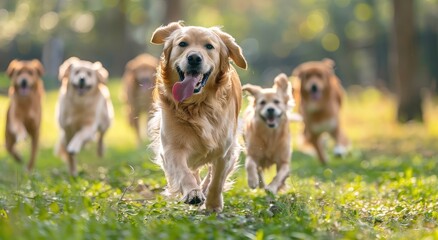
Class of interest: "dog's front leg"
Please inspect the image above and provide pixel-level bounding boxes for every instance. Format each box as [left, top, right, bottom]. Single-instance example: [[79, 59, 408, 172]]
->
[[67, 125, 97, 154], [245, 155, 259, 189], [265, 161, 290, 194], [162, 150, 205, 205]]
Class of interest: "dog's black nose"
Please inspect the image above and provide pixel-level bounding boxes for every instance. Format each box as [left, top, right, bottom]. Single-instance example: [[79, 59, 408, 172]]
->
[[267, 108, 275, 115], [20, 79, 28, 88], [311, 84, 318, 93], [187, 53, 202, 66], [79, 77, 86, 87]]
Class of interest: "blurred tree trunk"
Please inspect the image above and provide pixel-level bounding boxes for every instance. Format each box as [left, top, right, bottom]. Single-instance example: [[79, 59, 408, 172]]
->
[[164, 0, 182, 23], [391, 0, 423, 122], [42, 0, 65, 85]]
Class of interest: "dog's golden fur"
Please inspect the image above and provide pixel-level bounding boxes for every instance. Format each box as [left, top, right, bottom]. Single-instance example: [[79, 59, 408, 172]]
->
[[242, 73, 293, 194], [56, 57, 114, 176], [122, 54, 158, 143], [148, 21, 247, 212], [292, 58, 349, 164], [5, 59, 45, 171]]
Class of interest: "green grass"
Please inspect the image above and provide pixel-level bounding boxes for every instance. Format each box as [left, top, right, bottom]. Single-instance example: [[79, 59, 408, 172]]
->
[[0, 78, 437, 239]]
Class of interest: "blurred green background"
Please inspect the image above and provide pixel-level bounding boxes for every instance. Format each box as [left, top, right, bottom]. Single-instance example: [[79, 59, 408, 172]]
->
[[0, 0, 437, 121]]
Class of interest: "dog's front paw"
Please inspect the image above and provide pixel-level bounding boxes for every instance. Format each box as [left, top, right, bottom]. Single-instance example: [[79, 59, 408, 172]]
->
[[265, 184, 279, 195], [67, 141, 81, 154], [182, 189, 205, 205], [205, 195, 223, 213], [247, 175, 259, 189], [334, 145, 348, 157]]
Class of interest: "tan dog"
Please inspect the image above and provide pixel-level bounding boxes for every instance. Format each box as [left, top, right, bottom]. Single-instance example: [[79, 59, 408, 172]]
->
[[5, 59, 45, 171], [148, 21, 247, 212], [242, 73, 293, 194], [292, 59, 349, 164], [56, 57, 114, 176], [122, 54, 159, 143]]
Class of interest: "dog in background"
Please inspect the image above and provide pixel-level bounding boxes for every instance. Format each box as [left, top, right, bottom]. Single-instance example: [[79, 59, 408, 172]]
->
[[122, 54, 158, 144], [56, 57, 114, 176], [148, 21, 247, 212], [5, 59, 45, 171], [292, 58, 349, 164], [242, 73, 293, 194]]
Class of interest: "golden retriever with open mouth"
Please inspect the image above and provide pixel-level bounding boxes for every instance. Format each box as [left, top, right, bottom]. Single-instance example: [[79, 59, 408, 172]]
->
[[292, 58, 349, 164], [148, 21, 247, 212], [5, 59, 45, 171], [242, 73, 293, 194], [56, 57, 114, 176], [122, 54, 158, 144]]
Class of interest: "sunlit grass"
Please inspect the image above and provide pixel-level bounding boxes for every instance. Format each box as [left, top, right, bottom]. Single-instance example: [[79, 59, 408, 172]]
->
[[0, 78, 437, 239]]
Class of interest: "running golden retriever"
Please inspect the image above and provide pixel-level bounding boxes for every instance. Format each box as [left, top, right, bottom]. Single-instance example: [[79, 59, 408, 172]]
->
[[148, 21, 247, 212], [56, 57, 114, 176], [122, 54, 158, 144], [292, 59, 349, 164], [5, 59, 45, 171], [242, 73, 293, 194]]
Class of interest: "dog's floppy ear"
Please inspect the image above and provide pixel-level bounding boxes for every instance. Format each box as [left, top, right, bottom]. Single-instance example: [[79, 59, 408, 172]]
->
[[322, 58, 335, 69], [6, 59, 20, 78], [93, 61, 109, 84], [211, 27, 247, 70], [150, 21, 184, 45], [31, 59, 45, 77], [58, 57, 79, 81], [242, 84, 262, 97]]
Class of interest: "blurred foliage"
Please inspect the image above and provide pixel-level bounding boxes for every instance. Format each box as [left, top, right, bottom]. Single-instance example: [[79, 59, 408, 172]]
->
[[0, 0, 437, 87]]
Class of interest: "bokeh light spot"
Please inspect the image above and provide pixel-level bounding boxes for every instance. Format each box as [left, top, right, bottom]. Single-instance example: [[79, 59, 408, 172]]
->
[[71, 12, 95, 33], [355, 3, 373, 22], [40, 11, 59, 31], [321, 33, 340, 52]]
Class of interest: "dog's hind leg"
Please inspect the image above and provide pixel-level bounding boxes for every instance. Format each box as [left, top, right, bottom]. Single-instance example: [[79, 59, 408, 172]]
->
[[27, 129, 39, 171], [97, 131, 105, 158]]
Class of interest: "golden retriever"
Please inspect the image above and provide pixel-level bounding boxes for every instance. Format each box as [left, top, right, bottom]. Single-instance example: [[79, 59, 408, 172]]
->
[[292, 58, 349, 164], [242, 73, 293, 194], [148, 21, 247, 212], [56, 57, 114, 176], [122, 54, 159, 144], [5, 59, 45, 171]]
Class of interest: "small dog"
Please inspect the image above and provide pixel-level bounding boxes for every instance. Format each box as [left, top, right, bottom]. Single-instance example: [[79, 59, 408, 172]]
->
[[292, 58, 349, 164], [56, 57, 114, 176], [148, 21, 247, 212], [122, 54, 158, 144], [5, 59, 45, 171], [242, 73, 293, 194]]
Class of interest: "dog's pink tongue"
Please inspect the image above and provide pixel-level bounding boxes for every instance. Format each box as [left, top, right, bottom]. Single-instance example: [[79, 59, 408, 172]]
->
[[172, 74, 201, 102]]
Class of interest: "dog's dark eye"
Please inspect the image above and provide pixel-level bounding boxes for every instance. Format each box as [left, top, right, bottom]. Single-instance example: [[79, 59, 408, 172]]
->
[[259, 100, 266, 105], [273, 99, 280, 105], [205, 44, 214, 50], [87, 71, 91, 77], [178, 41, 188, 47]]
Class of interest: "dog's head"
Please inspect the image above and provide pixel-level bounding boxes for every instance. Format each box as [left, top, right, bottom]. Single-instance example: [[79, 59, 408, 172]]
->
[[125, 54, 158, 90], [243, 73, 292, 128], [151, 21, 247, 103], [58, 57, 109, 96], [292, 59, 335, 105], [7, 59, 44, 96]]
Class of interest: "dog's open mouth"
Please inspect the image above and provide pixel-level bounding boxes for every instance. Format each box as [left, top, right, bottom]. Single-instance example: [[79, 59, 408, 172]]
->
[[17, 81, 30, 96], [172, 66, 212, 102], [73, 83, 92, 95], [261, 114, 281, 128]]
